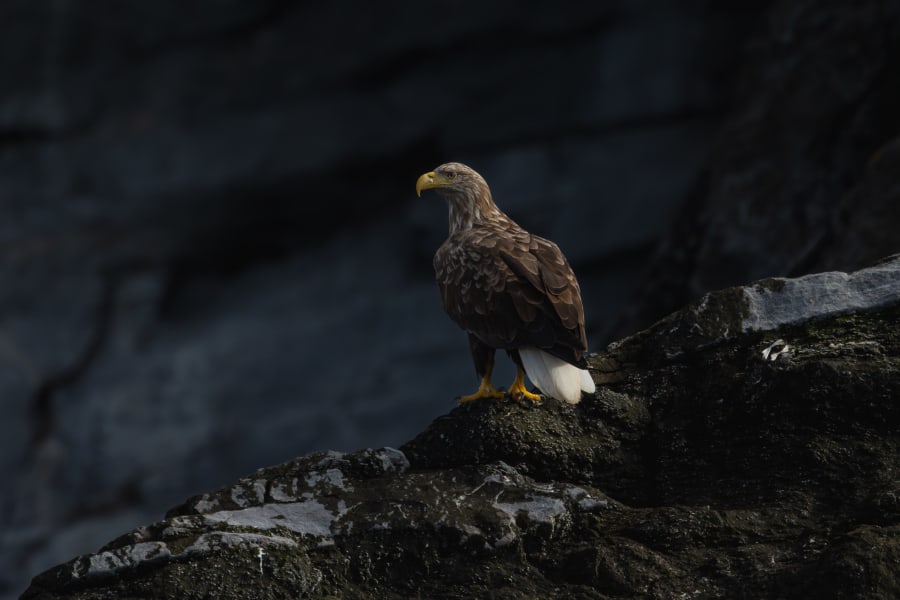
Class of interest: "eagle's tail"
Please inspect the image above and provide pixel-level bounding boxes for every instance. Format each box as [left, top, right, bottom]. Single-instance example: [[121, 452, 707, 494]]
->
[[519, 347, 596, 405]]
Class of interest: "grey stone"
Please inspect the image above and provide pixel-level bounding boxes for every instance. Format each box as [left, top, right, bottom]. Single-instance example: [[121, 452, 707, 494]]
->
[[742, 255, 900, 332]]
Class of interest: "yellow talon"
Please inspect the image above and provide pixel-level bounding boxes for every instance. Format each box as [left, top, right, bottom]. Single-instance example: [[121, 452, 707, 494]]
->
[[507, 368, 543, 403], [458, 375, 505, 403]]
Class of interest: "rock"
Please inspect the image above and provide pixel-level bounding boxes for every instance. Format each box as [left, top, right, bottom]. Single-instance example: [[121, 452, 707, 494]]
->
[[21, 256, 900, 599]]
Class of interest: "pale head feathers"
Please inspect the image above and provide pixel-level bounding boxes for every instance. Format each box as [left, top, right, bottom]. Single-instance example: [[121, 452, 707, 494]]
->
[[422, 162, 504, 234]]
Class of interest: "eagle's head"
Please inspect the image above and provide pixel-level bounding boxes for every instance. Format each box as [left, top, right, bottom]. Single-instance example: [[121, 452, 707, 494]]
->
[[416, 162, 490, 201], [416, 162, 498, 231]]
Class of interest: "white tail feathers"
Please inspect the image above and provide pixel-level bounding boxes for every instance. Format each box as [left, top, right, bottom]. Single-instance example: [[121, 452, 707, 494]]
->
[[519, 347, 596, 405]]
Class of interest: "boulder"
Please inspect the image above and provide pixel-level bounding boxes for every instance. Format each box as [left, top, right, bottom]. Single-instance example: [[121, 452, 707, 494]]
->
[[22, 256, 900, 599]]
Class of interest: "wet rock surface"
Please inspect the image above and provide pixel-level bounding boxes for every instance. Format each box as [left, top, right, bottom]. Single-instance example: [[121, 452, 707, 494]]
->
[[22, 257, 900, 599]]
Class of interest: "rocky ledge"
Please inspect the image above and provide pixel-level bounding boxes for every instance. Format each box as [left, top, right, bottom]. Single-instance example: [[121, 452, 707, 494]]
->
[[22, 256, 900, 599]]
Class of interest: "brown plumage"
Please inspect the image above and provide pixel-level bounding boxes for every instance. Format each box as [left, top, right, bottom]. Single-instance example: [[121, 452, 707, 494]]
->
[[416, 162, 595, 404]]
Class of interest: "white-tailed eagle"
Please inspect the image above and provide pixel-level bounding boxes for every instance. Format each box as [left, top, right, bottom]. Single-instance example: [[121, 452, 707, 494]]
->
[[417, 162, 595, 404]]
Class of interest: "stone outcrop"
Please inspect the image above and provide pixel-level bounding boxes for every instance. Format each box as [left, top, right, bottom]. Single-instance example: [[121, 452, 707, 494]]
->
[[22, 256, 900, 599]]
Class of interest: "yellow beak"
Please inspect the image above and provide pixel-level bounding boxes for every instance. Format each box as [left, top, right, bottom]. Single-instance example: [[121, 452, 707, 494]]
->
[[416, 171, 449, 197]]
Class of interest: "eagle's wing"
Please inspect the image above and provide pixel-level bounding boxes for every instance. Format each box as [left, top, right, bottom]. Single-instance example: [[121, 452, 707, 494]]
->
[[434, 225, 589, 366]]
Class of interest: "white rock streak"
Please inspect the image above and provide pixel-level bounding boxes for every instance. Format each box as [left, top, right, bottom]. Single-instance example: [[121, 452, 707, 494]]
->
[[493, 496, 567, 524], [742, 257, 900, 332], [204, 499, 348, 538]]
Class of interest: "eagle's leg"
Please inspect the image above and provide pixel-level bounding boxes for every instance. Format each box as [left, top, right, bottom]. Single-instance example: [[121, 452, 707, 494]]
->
[[458, 375, 504, 403], [459, 336, 504, 403], [506, 350, 543, 402]]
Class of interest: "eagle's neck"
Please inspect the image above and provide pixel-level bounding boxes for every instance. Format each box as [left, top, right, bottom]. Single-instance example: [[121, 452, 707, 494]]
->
[[446, 183, 506, 235]]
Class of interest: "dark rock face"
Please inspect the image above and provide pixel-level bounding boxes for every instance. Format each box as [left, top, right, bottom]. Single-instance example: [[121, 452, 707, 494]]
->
[[611, 0, 900, 341], [22, 257, 900, 599]]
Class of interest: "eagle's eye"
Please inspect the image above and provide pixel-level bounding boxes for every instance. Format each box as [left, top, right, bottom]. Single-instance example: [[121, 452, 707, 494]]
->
[[446, 170, 457, 179]]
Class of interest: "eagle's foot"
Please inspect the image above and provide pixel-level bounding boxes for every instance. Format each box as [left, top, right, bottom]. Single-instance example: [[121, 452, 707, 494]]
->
[[508, 367, 543, 403], [458, 377, 505, 403], [507, 386, 543, 403]]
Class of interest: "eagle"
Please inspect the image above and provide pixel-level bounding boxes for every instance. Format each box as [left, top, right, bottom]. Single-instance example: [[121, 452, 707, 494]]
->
[[416, 162, 595, 404]]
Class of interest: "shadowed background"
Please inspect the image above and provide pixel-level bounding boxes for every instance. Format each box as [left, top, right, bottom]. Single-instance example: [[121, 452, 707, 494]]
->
[[2, 1, 899, 597]]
